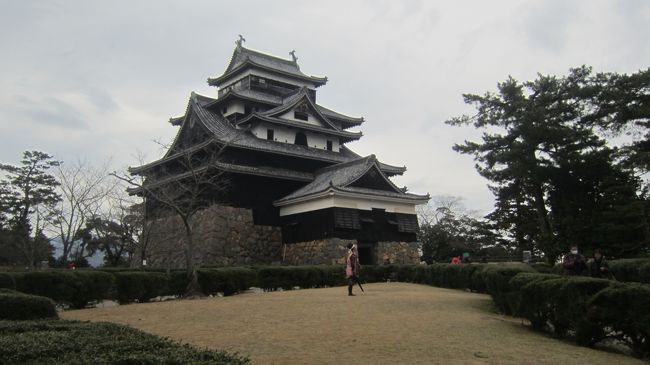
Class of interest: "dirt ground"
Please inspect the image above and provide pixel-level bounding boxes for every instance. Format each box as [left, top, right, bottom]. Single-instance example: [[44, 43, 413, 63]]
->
[[62, 283, 646, 365]]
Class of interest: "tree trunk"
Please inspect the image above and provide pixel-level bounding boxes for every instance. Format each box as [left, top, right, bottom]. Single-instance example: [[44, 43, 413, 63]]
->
[[182, 221, 202, 297]]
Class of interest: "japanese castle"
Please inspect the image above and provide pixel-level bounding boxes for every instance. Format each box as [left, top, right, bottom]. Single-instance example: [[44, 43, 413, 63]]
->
[[131, 38, 429, 267]]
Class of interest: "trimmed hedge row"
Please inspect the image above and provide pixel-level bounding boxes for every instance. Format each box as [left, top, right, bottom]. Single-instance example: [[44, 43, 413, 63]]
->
[[0, 291, 58, 320], [0, 320, 250, 364], [506, 273, 650, 357]]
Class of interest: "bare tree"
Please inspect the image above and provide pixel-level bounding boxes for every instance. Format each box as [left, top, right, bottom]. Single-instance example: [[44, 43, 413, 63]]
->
[[113, 143, 231, 295], [50, 158, 116, 264]]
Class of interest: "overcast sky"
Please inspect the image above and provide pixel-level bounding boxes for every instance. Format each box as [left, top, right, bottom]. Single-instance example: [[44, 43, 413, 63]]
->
[[1, 0, 648, 214]]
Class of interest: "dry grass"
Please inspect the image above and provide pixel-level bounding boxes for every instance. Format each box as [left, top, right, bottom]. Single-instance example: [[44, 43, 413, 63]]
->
[[62, 283, 645, 365]]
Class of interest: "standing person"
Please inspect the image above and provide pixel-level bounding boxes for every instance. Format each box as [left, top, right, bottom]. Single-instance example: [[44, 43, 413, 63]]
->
[[562, 245, 586, 275], [587, 249, 612, 279], [346, 243, 360, 296], [450, 255, 461, 265]]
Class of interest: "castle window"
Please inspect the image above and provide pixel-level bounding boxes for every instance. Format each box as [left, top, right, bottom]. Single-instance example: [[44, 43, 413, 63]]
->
[[221, 106, 228, 114], [294, 132, 308, 146], [294, 110, 308, 121], [267, 129, 274, 141], [326, 140, 333, 151]]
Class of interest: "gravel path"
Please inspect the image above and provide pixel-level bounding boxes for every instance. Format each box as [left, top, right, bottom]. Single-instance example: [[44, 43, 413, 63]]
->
[[62, 282, 645, 365]]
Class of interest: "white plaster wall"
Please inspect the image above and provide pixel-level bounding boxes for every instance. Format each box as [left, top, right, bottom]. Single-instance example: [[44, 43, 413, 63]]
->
[[250, 122, 340, 152], [279, 110, 324, 127], [222, 101, 245, 116], [278, 195, 418, 216]]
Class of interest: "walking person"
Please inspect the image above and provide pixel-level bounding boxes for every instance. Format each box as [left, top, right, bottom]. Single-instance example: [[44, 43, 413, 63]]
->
[[346, 243, 361, 296]]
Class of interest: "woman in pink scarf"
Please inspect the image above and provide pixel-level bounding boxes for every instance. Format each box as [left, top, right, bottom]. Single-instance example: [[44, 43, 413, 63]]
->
[[346, 243, 361, 296]]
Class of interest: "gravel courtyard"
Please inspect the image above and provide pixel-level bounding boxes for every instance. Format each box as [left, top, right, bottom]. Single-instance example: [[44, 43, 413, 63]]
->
[[62, 282, 645, 365]]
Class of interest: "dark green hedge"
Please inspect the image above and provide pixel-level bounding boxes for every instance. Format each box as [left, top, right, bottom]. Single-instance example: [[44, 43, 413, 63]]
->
[[0, 292, 58, 320], [587, 283, 650, 357], [198, 268, 257, 296], [0, 273, 15, 290], [481, 264, 536, 314], [3, 271, 114, 308], [0, 320, 250, 364], [113, 272, 171, 304], [608, 258, 650, 284]]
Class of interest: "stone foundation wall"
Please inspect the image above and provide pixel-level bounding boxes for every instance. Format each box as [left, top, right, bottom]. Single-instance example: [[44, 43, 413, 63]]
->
[[138, 204, 283, 270], [283, 239, 421, 265], [282, 238, 357, 265], [376, 241, 421, 265]]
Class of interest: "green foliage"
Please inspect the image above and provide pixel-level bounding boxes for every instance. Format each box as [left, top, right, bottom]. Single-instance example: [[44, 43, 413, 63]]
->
[[508, 273, 562, 324], [587, 283, 650, 357], [0, 151, 60, 268], [198, 268, 257, 296], [0, 273, 16, 290], [447, 67, 650, 262], [608, 258, 650, 283], [0, 292, 57, 320], [0, 320, 250, 364], [71, 271, 115, 308], [481, 264, 536, 314], [5, 271, 113, 308], [517, 276, 614, 344], [113, 272, 171, 304]]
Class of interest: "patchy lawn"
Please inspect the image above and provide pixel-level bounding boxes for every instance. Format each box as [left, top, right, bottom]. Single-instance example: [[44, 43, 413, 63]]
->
[[62, 283, 645, 365]]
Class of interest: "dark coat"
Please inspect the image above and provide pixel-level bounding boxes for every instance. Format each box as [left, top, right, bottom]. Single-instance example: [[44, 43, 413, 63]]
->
[[562, 253, 586, 275], [587, 257, 611, 279]]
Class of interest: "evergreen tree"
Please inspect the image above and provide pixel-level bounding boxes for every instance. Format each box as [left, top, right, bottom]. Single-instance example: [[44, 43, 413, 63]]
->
[[0, 151, 60, 268], [448, 67, 650, 262]]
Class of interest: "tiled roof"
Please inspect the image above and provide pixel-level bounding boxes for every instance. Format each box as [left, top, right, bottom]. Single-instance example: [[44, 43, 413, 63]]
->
[[208, 46, 327, 87], [130, 92, 405, 176], [274, 155, 428, 204], [315, 104, 364, 125]]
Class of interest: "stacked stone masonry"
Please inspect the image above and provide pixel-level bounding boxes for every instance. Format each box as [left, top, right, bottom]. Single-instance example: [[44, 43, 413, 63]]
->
[[141, 204, 420, 269]]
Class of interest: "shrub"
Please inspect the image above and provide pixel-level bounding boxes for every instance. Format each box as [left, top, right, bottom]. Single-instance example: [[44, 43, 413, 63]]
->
[[530, 263, 554, 273], [0, 273, 16, 290], [518, 276, 614, 342], [0, 320, 250, 364], [508, 272, 562, 320], [482, 264, 536, 314], [256, 267, 293, 291], [198, 268, 256, 296], [70, 271, 115, 308], [587, 283, 650, 357], [608, 258, 650, 283], [113, 272, 170, 303], [0, 292, 58, 320]]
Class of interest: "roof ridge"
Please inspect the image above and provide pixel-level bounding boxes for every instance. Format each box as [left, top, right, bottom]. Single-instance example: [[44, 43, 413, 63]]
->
[[238, 46, 298, 66], [316, 154, 376, 174]]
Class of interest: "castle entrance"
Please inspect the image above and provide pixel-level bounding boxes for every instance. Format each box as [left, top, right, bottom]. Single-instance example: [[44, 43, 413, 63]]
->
[[357, 241, 377, 265]]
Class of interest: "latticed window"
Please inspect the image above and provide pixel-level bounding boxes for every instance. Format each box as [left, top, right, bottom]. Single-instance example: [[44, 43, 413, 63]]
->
[[396, 214, 418, 233], [334, 208, 360, 229]]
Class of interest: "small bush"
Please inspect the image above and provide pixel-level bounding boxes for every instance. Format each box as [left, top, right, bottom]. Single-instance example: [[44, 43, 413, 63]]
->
[[0, 292, 58, 320], [0, 273, 16, 290], [70, 271, 115, 308], [608, 258, 650, 283], [508, 272, 561, 320], [113, 272, 170, 303], [198, 268, 256, 296], [587, 283, 650, 358], [482, 264, 536, 314], [0, 320, 250, 364]]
